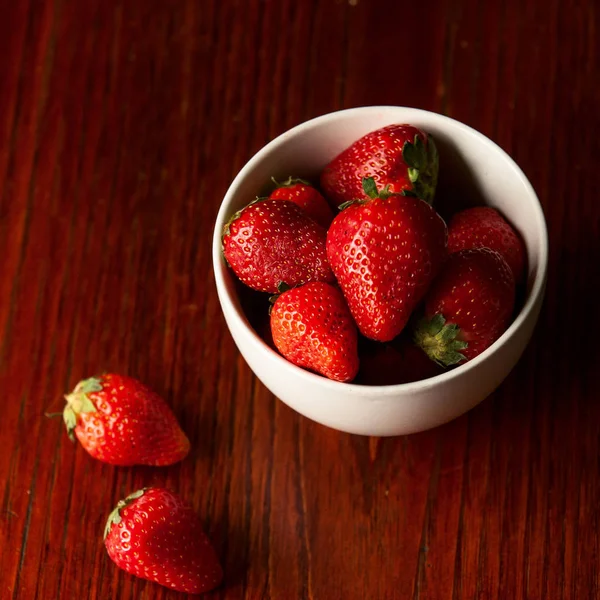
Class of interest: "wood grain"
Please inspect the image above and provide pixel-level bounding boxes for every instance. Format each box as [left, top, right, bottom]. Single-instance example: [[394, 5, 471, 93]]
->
[[1, 0, 598, 598]]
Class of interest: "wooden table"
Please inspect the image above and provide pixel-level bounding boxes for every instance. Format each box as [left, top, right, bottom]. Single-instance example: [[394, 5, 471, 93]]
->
[[1, 0, 597, 598]]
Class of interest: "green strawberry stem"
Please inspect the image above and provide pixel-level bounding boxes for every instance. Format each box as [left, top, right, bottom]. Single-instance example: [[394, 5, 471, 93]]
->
[[362, 177, 379, 198], [103, 488, 147, 539], [401, 134, 439, 204], [339, 177, 398, 210], [268, 281, 291, 314], [271, 176, 311, 188], [362, 177, 396, 200], [413, 314, 468, 367], [63, 376, 102, 441], [269, 281, 291, 299]]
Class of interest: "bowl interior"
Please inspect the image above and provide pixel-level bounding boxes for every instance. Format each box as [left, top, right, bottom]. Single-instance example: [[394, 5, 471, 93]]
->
[[213, 106, 548, 392]]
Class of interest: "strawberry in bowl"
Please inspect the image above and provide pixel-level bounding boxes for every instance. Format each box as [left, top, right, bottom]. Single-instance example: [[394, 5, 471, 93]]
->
[[213, 106, 548, 436]]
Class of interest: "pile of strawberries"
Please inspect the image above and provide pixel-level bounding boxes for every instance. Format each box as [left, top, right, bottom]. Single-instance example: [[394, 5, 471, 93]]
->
[[223, 124, 525, 383], [53, 124, 526, 596]]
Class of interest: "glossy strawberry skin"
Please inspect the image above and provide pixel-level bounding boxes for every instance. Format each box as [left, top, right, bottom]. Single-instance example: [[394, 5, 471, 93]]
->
[[269, 179, 334, 228], [63, 374, 189, 466], [421, 248, 516, 361], [222, 199, 334, 293], [320, 124, 439, 206], [326, 195, 447, 342], [104, 488, 223, 594], [447, 206, 526, 282], [270, 281, 359, 382]]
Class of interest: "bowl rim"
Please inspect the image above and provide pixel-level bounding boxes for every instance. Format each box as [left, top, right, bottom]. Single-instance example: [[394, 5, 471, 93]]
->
[[212, 105, 549, 397]]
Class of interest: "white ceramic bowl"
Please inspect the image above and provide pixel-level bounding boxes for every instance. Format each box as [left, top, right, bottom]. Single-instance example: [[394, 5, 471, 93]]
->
[[212, 106, 548, 436]]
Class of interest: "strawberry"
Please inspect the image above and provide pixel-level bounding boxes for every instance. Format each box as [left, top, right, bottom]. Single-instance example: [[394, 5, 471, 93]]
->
[[222, 198, 334, 293], [270, 281, 359, 382], [357, 336, 442, 385], [447, 206, 526, 282], [414, 248, 516, 365], [104, 487, 223, 594], [269, 176, 334, 228], [320, 124, 439, 206], [62, 374, 189, 466], [326, 177, 447, 342]]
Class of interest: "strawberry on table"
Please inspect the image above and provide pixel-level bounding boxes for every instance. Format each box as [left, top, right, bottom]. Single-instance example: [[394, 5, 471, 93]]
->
[[447, 206, 526, 282], [104, 487, 223, 594], [270, 281, 359, 382], [326, 177, 447, 342], [320, 124, 439, 206], [62, 374, 189, 466], [414, 247, 516, 365], [222, 198, 334, 293], [269, 176, 334, 228]]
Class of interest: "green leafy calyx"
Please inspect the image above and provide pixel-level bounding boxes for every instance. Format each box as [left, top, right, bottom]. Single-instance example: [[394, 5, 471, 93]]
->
[[63, 376, 102, 441], [338, 199, 362, 211], [401, 134, 439, 204], [361, 177, 398, 201], [413, 314, 468, 367], [268, 281, 291, 314], [103, 488, 147, 540], [271, 176, 311, 188], [362, 176, 379, 198]]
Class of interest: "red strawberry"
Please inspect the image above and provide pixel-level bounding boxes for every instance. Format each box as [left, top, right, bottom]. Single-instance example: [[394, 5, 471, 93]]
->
[[326, 178, 447, 342], [270, 281, 359, 382], [414, 248, 516, 365], [269, 177, 334, 228], [104, 487, 223, 594], [62, 374, 189, 466], [321, 124, 439, 206], [447, 206, 526, 282], [357, 336, 442, 385], [222, 198, 334, 293]]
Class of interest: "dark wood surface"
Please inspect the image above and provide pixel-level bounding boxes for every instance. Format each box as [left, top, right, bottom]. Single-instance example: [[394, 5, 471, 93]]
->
[[1, 0, 598, 598]]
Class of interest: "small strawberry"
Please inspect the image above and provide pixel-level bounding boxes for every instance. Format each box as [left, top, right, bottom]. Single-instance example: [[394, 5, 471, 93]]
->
[[447, 206, 526, 282], [270, 281, 359, 382], [62, 374, 189, 466], [269, 176, 334, 228], [320, 124, 439, 206], [326, 177, 447, 342], [414, 248, 516, 365], [222, 198, 334, 293], [104, 487, 223, 594]]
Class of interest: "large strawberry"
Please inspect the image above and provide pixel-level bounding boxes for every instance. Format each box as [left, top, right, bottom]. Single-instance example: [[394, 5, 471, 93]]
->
[[269, 177, 334, 228], [104, 487, 223, 594], [447, 206, 526, 282], [320, 124, 439, 206], [222, 198, 334, 293], [62, 374, 189, 466], [270, 281, 359, 382], [326, 178, 447, 342], [414, 248, 516, 365]]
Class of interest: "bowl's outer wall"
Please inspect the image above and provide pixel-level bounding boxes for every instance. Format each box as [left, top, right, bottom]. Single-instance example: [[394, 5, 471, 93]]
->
[[218, 282, 544, 436], [213, 107, 548, 436]]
